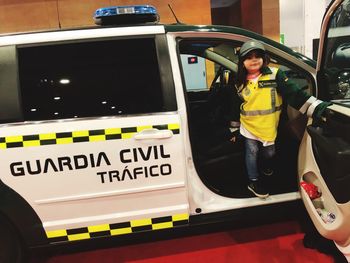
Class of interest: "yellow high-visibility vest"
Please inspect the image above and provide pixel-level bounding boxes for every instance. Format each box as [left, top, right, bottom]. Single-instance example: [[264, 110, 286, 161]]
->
[[240, 67, 282, 142]]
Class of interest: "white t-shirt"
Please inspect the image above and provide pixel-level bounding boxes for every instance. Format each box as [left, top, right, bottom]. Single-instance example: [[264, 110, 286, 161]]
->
[[240, 124, 274, 146]]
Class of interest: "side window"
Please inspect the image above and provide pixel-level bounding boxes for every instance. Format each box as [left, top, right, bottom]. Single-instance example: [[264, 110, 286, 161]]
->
[[323, 0, 350, 100], [18, 37, 172, 121], [179, 38, 313, 126], [268, 56, 313, 95], [179, 39, 312, 96]]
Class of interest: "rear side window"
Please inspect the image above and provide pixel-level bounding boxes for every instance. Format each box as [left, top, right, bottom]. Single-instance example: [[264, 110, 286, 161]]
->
[[18, 37, 172, 121]]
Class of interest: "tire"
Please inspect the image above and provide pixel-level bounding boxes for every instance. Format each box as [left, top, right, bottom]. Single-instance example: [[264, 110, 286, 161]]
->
[[0, 217, 23, 263]]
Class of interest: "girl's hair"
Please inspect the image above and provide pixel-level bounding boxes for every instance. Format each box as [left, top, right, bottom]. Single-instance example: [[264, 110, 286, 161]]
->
[[236, 50, 270, 89]]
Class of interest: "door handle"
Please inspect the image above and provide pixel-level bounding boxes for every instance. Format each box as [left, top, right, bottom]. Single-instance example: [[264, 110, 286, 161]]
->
[[134, 128, 173, 140]]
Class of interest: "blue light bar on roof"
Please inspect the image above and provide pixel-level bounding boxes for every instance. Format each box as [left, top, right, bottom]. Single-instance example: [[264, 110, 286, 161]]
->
[[95, 5, 157, 17], [94, 5, 159, 25]]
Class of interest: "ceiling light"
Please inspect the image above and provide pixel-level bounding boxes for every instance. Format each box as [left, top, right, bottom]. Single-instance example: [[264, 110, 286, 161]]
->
[[59, 79, 70, 84]]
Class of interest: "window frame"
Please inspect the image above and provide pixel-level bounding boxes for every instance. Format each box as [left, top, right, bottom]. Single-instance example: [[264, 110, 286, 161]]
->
[[177, 37, 316, 96], [0, 45, 22, 123]]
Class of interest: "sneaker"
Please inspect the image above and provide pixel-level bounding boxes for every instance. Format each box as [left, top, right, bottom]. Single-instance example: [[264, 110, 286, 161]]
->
[[248, 180, 269, 198], [262, 168, 273, 176]]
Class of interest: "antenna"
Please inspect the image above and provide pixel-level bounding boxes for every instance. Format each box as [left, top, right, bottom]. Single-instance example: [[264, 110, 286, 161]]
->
[[168, 4, 184, 24], [56, 0, 62, 29]]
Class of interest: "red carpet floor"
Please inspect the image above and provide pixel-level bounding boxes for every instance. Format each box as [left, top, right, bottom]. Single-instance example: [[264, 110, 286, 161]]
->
[[32, 221, 334, 263]]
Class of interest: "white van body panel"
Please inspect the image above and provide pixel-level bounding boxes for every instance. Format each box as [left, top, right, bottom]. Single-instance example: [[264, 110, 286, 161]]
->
[[0, 112, 189, 232]]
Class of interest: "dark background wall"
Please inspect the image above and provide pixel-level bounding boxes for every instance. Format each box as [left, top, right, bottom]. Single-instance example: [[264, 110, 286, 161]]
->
[[211, 0, 280, 41]]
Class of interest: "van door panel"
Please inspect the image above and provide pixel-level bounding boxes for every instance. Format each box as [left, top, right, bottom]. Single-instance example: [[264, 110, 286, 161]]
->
[[298, 105, 350, 246], [307, 112, 350, 204], [0, 114, 188, 234]]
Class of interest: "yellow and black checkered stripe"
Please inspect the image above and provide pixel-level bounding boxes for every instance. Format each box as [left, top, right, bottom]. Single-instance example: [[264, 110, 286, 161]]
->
[[0, 123, 180, 149], [46, 213, 189, 243]]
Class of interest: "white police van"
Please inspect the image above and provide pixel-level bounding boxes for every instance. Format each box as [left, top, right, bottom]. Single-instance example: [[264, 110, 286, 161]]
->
[[0, 1, 349, 262]]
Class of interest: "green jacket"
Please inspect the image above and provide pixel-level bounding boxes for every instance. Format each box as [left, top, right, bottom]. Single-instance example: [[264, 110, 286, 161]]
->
[[260, 66, 331, 120]]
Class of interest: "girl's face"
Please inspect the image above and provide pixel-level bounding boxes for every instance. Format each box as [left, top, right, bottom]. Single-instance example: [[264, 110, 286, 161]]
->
[[243, 51, 263, 74]]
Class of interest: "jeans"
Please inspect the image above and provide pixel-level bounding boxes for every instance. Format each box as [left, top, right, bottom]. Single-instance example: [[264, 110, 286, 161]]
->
[[245, 138, 275, 181]]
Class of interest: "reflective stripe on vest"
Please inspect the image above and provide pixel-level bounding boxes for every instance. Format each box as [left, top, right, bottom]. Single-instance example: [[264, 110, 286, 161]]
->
[[241, 105, 282, 116]]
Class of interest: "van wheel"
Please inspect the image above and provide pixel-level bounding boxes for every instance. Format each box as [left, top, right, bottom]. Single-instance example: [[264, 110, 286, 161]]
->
[[0, 217, 23, 263]]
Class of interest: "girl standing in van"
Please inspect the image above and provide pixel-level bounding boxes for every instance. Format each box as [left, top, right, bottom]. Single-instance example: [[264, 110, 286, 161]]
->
[[236, 40, 330, 199]]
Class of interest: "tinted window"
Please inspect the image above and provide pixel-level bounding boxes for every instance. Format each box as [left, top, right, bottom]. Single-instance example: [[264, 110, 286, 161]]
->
[[18, 37, 167, 121], [268, 57, 312, 95], [323, 0, 350, 101]]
